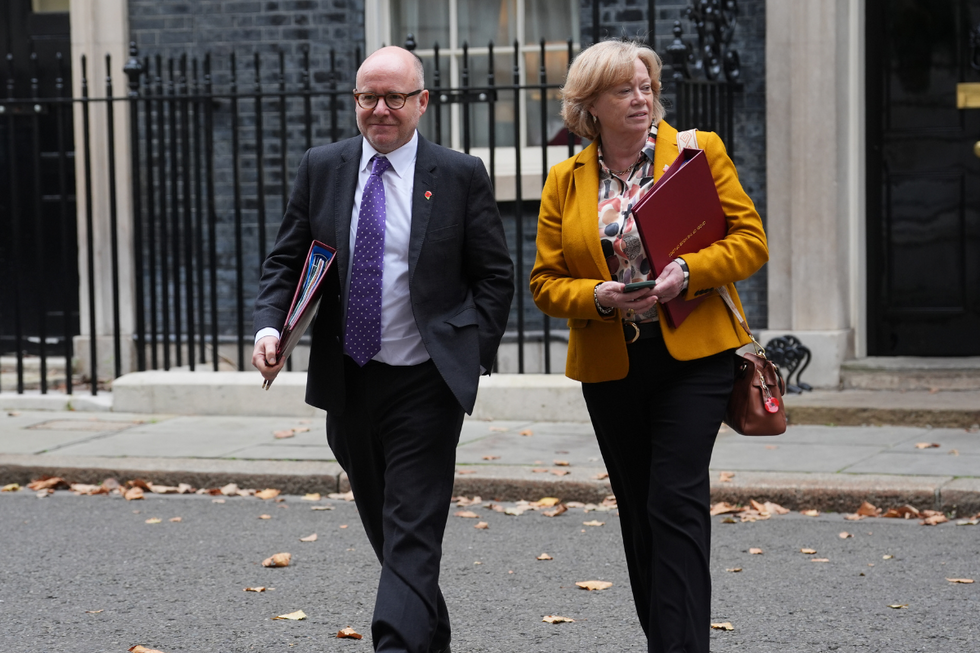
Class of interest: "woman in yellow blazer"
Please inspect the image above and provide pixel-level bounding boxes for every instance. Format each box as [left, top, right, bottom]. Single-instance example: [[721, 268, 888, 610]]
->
[[530, 41, 768, 653]]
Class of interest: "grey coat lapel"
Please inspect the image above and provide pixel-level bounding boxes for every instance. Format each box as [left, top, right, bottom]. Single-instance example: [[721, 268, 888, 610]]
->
[[332, 136, 362, 297], [408, 135, 436, 284]]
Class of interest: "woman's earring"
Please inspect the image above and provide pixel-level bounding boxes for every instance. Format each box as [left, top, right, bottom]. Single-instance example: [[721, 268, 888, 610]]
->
[[591, 114, 597, 123]]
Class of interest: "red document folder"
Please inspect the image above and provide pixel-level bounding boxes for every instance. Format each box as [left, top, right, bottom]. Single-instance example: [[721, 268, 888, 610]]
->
[[277, 240, 336, 361], [630, 148, 727, 328]]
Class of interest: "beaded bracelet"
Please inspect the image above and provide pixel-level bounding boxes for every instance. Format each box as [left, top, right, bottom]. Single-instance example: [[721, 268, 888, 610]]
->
[[594, 283, 614, 316]]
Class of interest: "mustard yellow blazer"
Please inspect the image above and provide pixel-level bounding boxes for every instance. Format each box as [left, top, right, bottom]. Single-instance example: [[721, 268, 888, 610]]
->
[[530, 121, 769, 383]]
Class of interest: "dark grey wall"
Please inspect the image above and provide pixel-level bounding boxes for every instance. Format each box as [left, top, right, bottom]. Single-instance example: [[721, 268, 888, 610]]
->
[[128, 0, 365, 340]]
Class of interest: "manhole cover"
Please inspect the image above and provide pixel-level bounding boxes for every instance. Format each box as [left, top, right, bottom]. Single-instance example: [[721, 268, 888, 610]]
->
[[27, 419, 142, 432]]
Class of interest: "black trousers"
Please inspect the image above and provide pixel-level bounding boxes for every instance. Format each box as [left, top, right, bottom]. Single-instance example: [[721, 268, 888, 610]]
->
[[582, 333, 734, 653], [327, 357, 464, 653]]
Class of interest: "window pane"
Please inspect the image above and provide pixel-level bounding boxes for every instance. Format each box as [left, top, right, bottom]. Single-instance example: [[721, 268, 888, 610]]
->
[[458, 0, 516, 48], [469, 53, 516, 148], [524, 49, 569, 146], [525, 0, 577, 45], [391, 0, 450, 49]]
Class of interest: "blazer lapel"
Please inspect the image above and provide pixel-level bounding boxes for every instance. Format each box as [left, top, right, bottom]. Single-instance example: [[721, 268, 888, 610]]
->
[[333, 136, 362, 296], [408, 134, 435, 284], [571, 142, 609, 280]]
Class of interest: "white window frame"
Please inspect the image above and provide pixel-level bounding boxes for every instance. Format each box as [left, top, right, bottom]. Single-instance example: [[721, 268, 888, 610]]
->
[[364, 0, 581, 199]]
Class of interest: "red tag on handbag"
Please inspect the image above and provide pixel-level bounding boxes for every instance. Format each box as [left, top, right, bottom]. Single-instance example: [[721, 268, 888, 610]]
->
[[764, 397, 780, 413]]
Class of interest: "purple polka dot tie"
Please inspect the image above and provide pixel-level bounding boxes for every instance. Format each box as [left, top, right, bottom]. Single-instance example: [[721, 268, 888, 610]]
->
[[343, 155, 391, 366]]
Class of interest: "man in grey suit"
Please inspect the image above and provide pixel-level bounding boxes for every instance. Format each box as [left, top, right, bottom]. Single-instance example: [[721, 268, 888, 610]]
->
[[252, 46, 514, 653]]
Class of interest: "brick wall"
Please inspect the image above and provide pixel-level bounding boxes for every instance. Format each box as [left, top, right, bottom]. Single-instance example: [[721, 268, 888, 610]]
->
[[128, 0, 365, 340]]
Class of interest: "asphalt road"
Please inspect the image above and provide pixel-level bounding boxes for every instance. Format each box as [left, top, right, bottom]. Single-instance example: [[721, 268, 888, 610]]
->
[[1, 491, 977, 652]]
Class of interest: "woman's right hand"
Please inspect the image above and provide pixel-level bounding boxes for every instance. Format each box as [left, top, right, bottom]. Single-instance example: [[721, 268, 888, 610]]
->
[[596, 281, 660, 316]]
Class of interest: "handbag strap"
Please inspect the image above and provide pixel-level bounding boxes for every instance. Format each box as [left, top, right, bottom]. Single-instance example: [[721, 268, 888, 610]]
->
[[718, 286, 766, 357]]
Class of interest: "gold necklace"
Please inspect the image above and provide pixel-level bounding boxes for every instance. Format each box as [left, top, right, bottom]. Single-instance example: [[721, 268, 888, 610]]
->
[[607, 155, 641, 177]]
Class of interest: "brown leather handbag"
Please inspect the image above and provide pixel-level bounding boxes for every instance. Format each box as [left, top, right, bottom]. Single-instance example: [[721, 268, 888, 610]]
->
[[718, 287, 787, 436]]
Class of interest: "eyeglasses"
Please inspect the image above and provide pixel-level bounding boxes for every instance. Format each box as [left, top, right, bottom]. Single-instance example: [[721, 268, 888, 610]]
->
[[353, 89, 423, 110]]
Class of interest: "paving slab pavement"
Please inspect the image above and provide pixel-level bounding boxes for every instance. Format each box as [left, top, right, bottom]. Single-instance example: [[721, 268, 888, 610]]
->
[[1, 404, 978, 514]]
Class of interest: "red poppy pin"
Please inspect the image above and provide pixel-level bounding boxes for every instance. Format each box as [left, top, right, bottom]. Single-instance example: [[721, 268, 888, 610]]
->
[[424, 191, 432, 200]]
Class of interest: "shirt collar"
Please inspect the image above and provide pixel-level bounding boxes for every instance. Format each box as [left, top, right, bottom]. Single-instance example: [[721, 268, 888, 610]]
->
[[360, 130, 419, 179]]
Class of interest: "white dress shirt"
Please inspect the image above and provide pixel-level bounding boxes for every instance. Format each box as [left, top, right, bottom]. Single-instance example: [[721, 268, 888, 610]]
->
[[350, 132, 428, 365], [256, 132, 429, 367]]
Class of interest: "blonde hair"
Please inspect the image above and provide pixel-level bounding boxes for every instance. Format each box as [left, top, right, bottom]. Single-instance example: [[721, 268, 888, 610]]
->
[[561, 41, 664, 141]]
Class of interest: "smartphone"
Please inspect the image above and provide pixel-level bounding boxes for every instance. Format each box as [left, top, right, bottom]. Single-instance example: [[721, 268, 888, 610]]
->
[[623, 280, 657, 292]]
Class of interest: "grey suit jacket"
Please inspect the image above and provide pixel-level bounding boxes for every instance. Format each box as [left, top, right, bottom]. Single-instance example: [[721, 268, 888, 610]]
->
[[253, 134, 515, 415]]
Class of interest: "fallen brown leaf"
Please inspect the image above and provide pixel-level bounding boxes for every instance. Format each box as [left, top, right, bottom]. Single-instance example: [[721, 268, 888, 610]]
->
[[887, 604, 908, 609], [801, 509, 820, 517], [258, 514, 272, 520], [533, 497, 561, 507], [839, 531, 853, 539], [456, 469, 477, 475], [710, 622, 735, 631], [244, 586, 267, 592], [454, 510, 480, 519], [85, 609, 103, 613], [145, 518, 162, 524], [70, 483, 109, 495], [914, 442, 940, 449], [482, 455, 500, 460], [883, 505, 919, 519], [299, 533, 317, 542], [542, 504, 568, 518], [530, 468, 548, 473], [1, 483, 21, 492], [337, 627, 363, 639], [553, 460, 570, 467], [262, 552, 292, 568], [302, 493, 321, 501], [883, 554, 894, 559], [576, 580, 612, 591], [956, 519, 979, 526], [550, 469, 570, 477], [474, 521, 489, 529], [811, 558, 830, 563], [519, 429, 534, 436], [719, 471, 735, 483], [219, 483, 241, 496], [310, 506, 334, 511], [710, 501, 744, 516], [726, 567, 742, 573], [583, 520, 605, 527], [28, 476, 68, 491], [537, 553, 553, 560], [129, 647, 168, 653], [856, 501, 881, 517], [749, 548, 763, 555], [273, 429, 296, 439], [593, 472, 609, 480], [256, 489, 281, 500], [272, 610, 306, 620], [212, 498, 225, 504], [800, 548, 817, 554], [920, 510, 948, 526], [949, 449, 960, 456], [542, 615, 574, 623], [946, 578, 974, 584], [124, 487, 144, 501], [328, 491, 355, 501]]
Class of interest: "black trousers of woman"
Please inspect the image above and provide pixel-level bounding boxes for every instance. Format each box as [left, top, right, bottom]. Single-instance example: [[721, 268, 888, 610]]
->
[[582, 331, 734, 653]]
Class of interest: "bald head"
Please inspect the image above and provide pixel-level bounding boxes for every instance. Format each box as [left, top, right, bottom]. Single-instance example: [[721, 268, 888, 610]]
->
[[354, 46, 429, 153]]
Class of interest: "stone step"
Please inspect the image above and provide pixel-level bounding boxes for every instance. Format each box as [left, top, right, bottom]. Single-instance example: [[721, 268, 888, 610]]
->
[[841, 357, 980, 391]]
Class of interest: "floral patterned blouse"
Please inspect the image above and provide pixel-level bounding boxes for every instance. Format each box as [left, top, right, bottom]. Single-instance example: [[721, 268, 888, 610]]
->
[[597, 121, 659, 322]]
